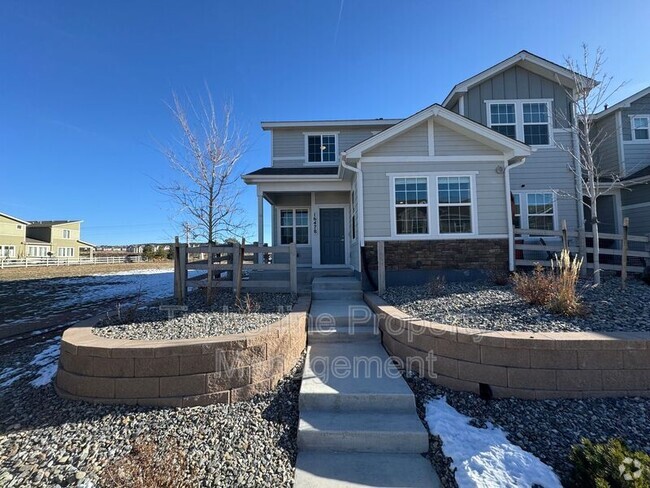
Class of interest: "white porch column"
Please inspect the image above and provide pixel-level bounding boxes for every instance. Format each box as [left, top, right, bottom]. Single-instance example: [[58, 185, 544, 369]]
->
[[257, 192, 265, 264]]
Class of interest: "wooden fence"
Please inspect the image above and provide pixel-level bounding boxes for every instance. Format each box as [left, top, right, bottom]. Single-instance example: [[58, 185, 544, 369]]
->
[[173, 238, 297, 303], [514, 218, 650, 279], [0, 255, 143, 269]]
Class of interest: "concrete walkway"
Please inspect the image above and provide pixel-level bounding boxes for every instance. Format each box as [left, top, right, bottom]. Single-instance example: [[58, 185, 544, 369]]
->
[[294, 277, 440, 487]]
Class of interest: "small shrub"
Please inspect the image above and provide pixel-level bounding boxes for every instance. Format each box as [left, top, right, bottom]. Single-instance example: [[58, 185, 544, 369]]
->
[[511, 264, 555, 306], [569, 438, 650, 488], [236, 293, 260, 314], [427, 276, 446, 297], [102, 436, 195, 488]]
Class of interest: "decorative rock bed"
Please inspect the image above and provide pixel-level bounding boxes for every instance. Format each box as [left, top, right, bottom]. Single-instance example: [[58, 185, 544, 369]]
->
[[365, 292, 650, 400], [55, 295, 310, 407]]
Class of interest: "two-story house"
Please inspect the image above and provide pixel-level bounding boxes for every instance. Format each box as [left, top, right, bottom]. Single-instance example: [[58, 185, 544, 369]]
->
[[26, 220, 94, 258], [243, 51, 587, 285], [592, 87, 650, 236], [0, 212, 29, 258]]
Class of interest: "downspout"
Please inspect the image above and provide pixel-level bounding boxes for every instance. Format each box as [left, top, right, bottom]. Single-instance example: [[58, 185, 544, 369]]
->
[[504, 156, 527, 271]]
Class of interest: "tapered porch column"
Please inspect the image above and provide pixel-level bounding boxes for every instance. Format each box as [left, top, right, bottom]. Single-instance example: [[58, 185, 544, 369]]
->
[[257, 192, 265, 264]]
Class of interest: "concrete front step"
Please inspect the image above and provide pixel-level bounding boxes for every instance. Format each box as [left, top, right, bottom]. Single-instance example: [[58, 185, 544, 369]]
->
[[312, 276, 362, 291], [294, 452, 441, 488], [308, 325, 379, 343], [312, 290, 363, 300], [310, 300, 376, 328], [300, 342, 415, 412], [297, 410, 429, 453]]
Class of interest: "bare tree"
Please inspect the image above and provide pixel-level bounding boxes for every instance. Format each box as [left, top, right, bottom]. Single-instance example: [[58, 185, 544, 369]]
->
[[158, 89, 248, 244], [556, 44, 625, 285]]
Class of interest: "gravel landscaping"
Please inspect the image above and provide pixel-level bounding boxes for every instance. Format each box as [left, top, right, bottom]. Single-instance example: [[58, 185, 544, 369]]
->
[[93, 291, 296, 340], [406, 372, 650, 486], [381, 277, 650, 332], [0, 336, 303, 487]]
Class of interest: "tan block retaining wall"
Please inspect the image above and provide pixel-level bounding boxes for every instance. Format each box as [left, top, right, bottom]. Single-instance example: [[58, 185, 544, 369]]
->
[[55, 296, 310, 407], [364, 293, 650, 399]]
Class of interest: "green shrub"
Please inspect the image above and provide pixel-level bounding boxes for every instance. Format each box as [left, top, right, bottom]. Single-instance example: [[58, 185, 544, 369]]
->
[[569, 438, 650, 488]]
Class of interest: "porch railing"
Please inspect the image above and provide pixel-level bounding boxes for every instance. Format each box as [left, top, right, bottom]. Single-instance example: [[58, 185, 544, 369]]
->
[[173, 237, 297, 303]]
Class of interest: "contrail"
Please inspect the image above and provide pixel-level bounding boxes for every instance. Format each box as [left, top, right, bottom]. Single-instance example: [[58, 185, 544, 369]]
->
[[334, 0, 345, 44]]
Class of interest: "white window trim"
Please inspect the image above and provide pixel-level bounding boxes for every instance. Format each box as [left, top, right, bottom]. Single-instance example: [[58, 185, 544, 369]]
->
[[392, 176, 430, 237], [0, 245, 16, 258], [486, 99, 554, 147], [277, 207, 310, 246], [303, 132, 339, 165], [513, 191, 558, 231], [57, 247, 74, 257], [28, 245, 50, 257], [62, 229, 71, 239], [388, 172, 478, 239], [630, 114, 650, 142]]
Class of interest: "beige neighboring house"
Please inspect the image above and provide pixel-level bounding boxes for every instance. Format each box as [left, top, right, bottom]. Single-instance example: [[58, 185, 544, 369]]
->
[[0, 212, 29, 258], [26, 220, 95, 258]]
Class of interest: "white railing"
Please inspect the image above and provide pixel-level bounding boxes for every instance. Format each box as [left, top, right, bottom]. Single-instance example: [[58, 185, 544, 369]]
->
[[0, 255, 143, 269]]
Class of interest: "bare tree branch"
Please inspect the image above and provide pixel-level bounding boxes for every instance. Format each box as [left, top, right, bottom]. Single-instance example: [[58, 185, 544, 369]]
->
[[156, 88, 249, 244]]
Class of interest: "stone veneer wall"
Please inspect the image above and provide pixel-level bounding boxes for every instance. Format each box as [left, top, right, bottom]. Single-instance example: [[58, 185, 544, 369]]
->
[[56, 296, 309, 407], [365, 293, 650, 399], [364, 239, 509, 271]]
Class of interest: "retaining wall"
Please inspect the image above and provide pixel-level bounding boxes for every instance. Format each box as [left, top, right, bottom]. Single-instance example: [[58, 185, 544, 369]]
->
[[365, 293, 650, 399], [55, 296, 309, 407]]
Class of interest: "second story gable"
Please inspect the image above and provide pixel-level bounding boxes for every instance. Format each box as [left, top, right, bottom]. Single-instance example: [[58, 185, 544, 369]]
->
[[262, 119, 399, 168]]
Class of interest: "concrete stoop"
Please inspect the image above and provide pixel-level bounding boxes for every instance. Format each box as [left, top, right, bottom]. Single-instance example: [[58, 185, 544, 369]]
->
[[294, 278, 441, 487]]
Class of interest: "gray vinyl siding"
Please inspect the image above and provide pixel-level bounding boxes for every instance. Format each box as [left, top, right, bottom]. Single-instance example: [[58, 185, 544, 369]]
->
[[621, 182, 650, 206], [315, 192, 349, 205], [509, 131, 579, 230], [595, 195, 618, 234], [449, 101, 459, 114], [621, 183, 650, 236], [362, 161, 507, 238], [434, 123, 501, 156], [465, 66, 573, 129], [621, 94, 650, 141], [623, 143, 650, 176], [271, 125, 393, 167], [366, 122, 429, 157], [593, 113, 621, 176]]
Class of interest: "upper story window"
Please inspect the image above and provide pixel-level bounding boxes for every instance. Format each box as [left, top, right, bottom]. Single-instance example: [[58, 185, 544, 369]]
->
[[631, 115, 650, 141], [306, 134, 337, 163], [62, 229, 71, 239], [487, 100, 552, 146]]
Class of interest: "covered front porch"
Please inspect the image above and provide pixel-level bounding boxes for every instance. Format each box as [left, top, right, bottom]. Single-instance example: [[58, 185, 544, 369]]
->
[[256, 186, 358, 272]]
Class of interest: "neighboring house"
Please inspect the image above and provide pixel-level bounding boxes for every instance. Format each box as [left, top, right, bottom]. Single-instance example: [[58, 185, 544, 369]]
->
[[26, 220, 95, 258], [243, 51, 588, 285], [592, 87, 650, 236], [0, 212, 29, 258]]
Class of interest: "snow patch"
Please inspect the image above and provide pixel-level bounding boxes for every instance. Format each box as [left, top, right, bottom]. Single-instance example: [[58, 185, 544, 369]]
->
[[29, 339, 61, 387], [425, 397, 561, 488]]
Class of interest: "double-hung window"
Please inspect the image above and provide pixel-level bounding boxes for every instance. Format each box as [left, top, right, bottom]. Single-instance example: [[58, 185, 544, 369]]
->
[[488, 100, 552, 146], [62, 229, 71, 239], [57, 247, 74, 257], [513, 192, 555, 231], [306, 134, 337, 163], [631, 116, 650, 141], [437, 176, 473, 234], [394, 177, 429, 235], [0, 245, 15, 258], [279, 209, 309, 245]]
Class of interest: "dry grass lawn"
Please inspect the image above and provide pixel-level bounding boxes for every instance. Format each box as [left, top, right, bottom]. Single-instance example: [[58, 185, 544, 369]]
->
[[0, 261, 173, 282]]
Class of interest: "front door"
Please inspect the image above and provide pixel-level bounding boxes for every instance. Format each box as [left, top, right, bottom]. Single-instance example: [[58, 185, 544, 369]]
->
[[319, 208, 345, 265]]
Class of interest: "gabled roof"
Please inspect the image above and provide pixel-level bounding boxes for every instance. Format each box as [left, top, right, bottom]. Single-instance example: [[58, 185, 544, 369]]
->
[[243, 166, 341, 183], [343, 103, 532, 161], [27, 220, 82, 227], [443, 50, 589, 108], [594, 86, 650, 120], [261, 118, 401, 130], [0, 212, 30, 225], [77, 239, 96, 248]]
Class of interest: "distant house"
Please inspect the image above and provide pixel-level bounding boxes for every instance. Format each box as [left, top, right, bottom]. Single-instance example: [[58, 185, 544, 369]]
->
[[26, 220, 95, 258], [0, 212, 29, 258]]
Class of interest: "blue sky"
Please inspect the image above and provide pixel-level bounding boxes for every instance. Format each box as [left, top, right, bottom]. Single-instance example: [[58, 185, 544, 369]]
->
[[1, 0, 648, 245]]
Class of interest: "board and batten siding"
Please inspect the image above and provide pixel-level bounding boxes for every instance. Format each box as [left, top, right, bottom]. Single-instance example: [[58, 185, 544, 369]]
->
[[464, 65, 573, 129], [593, 112, 621, 176], [509, 131, 579, 230], [271, 125, 393, 167], [362, 161, 507, 239]]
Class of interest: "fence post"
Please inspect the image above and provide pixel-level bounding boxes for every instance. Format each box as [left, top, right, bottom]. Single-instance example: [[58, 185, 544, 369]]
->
[[234, 238, 245, 300], [621, 218, 629, 288], [173, 237, 182, 304], [206, 243, 214, 305], [179, 242, 188, 303], [561, 219, 568, 251], [377, 240, 386, 295], [578, 227, 587, 276], [289, 242, 298, 295]]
